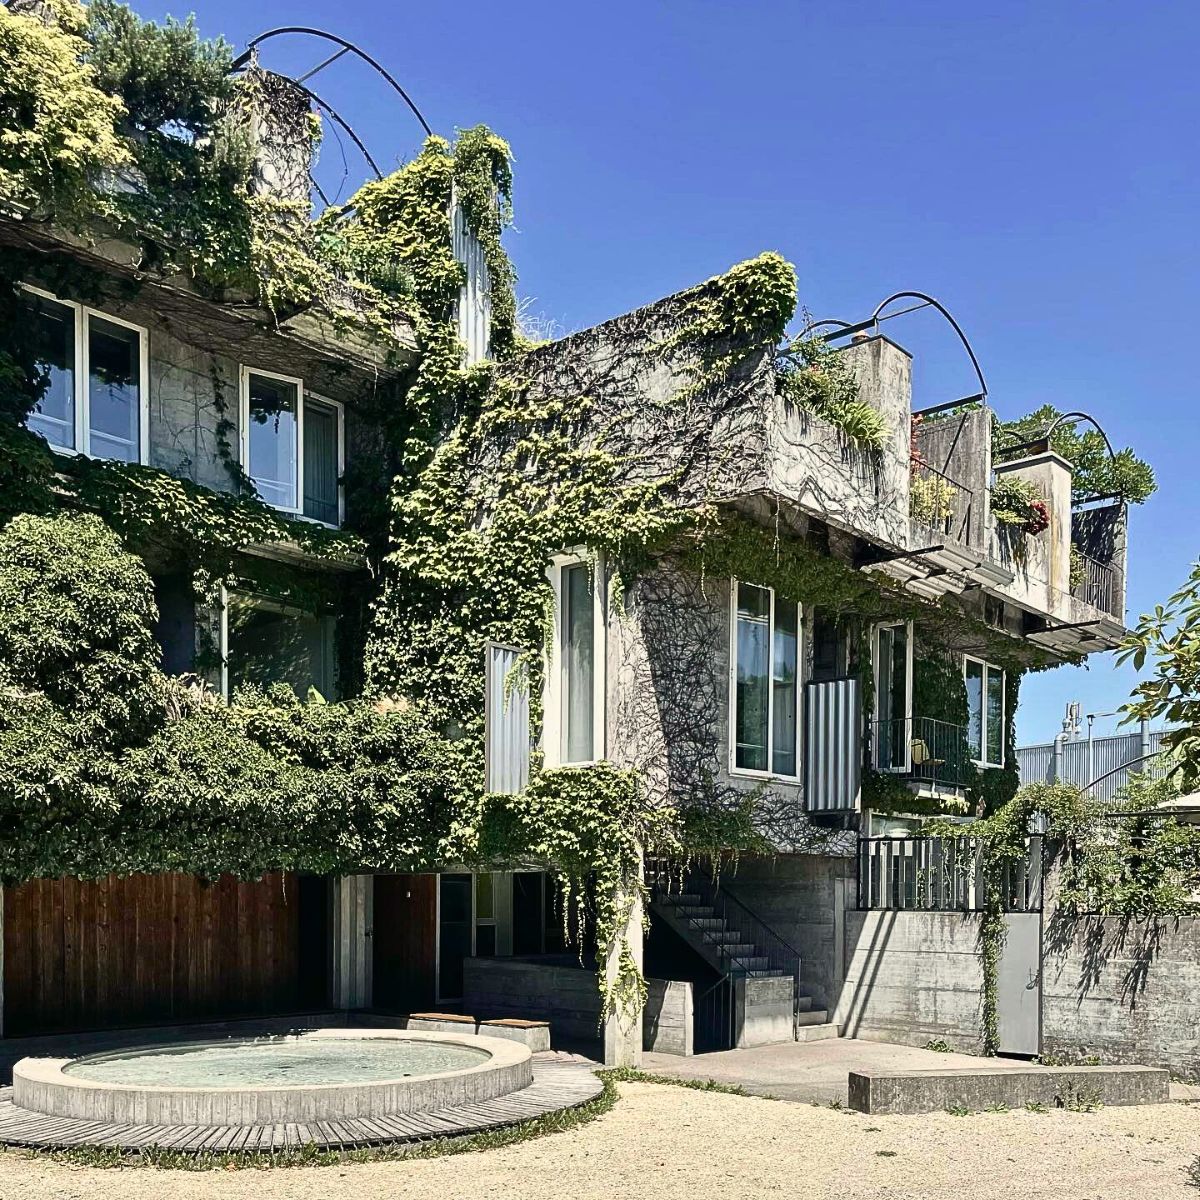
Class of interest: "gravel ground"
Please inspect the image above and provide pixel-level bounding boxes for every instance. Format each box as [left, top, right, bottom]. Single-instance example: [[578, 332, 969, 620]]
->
[[0, 1082, 1197, 1200]]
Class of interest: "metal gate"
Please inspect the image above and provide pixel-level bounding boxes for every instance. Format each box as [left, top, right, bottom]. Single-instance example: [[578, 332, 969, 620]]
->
[[997, 912, 1041, 1055], [858, 834, 1045, 1056]]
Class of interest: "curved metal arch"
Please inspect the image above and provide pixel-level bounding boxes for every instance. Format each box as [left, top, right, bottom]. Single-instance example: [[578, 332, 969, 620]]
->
[[869, 291, 988, 399], [231, 26, 434, 137], [1042, 411, 1117, 459], [803, 290, 988, 400], [293, 81, 383, 180]]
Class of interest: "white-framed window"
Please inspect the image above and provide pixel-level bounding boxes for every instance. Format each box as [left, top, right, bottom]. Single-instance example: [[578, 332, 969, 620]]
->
[[729, 580, 802, 779], [964, 656, 1006, 768], [240, 367, 344, 526], [872, 620, 914, 772], [543, 551, 607, 766], [219, 588, 337, 702], [21, 285, 149, 464]]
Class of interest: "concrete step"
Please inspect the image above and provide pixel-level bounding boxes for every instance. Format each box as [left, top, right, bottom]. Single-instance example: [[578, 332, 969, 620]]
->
[[795, 1009, 830, 1027], [705, 930, 746, 945], [726, 955, 773, 971], [794, 1021, 840, 1043], [675, 905, 716, 919]]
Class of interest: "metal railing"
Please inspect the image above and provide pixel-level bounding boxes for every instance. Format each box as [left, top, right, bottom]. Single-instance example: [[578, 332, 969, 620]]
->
[[910, 462, 977, 546], [651, 864, 804, 1047], [1071, 547, 1121, 618], [871, 716, 973, 789], [858, 835, 1043, 912]]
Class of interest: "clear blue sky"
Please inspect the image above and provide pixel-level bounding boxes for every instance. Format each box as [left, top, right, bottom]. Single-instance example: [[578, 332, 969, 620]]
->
[[181, 0, 1196, 742]]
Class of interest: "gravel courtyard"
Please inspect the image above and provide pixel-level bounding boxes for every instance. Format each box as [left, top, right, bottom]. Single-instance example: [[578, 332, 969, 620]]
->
[[0, 1080, 1197, 1200]]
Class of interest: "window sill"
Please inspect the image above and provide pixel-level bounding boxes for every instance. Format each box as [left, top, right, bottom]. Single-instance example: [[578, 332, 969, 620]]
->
[[728, 767, 802, 785]]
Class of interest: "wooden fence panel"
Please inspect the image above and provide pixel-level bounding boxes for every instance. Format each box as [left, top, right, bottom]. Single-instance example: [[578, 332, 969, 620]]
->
[[3, 872, 306, 1036]]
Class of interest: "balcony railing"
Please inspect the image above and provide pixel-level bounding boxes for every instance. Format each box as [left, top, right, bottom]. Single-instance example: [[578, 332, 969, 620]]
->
[[910, 463, 976, 546], [871, 716, 973, 790], [1071, 547, 1121, 618]]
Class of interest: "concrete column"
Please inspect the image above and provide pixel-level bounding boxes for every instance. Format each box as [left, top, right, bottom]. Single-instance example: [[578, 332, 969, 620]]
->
[[994, 451, 1073, 615], [601, 854, 644, 1068], [330, 875, 373, 1011]]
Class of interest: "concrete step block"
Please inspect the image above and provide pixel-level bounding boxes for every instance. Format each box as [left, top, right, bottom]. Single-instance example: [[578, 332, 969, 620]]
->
[[795, 1022, 841, 1043], [795, 1009, 830, 1026]]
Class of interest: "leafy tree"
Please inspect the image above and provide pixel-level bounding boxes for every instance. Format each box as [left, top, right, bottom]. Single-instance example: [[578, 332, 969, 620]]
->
[[995, 404, 1155, 504], [83, 0, 233, 137], [1121, 560, 1200, 790]]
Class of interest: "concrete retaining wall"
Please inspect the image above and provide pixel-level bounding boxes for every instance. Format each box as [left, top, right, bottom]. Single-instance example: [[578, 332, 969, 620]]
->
[[734, 976, 794, 1048], [462, 957, 693, 1056], [848, 1064, 1169, 1115], [1042, 914, 1200, 1080]]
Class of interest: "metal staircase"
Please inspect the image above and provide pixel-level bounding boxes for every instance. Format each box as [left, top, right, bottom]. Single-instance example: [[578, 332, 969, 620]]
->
[[648, 866, 837, 1050]]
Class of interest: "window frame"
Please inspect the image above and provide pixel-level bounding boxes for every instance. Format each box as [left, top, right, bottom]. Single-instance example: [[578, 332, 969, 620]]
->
[[300, 391, 345, 528], [871, 620, 915, 774], [963, 654, 1006, 769], [240, 365, 305, 516], [727, 578, 804, 782], [21, 284, 150, 464], [218, 585, 337, 702], [543, 550, 607, 768]]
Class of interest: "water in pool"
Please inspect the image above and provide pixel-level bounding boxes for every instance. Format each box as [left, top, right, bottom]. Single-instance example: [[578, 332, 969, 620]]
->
[[64, 1037, 492, 1088]]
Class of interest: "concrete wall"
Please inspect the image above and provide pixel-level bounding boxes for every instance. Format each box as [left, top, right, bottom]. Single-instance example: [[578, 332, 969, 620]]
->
[[462, 956, 694, 1056], [734, 976, 794, 1048], [1042, 915, 1200, 1079]]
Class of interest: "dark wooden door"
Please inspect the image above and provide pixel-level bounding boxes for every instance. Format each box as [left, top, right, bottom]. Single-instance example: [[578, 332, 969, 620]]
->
[[3, 872, 309, 1036], [372, 874, 437, 1012]]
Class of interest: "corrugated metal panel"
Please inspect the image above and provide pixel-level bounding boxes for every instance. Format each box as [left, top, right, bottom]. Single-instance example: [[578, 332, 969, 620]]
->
[[1017, 730, 1171, 806], [804, 677, 861, 812], [484, 642, 529, 794], [451, 186, 491, 365]]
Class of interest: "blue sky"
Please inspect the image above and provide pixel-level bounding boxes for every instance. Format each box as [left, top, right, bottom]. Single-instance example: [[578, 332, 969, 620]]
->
[[185, 0, 1195, 742]]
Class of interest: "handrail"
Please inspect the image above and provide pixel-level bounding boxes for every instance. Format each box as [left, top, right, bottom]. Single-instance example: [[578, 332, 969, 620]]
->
[[692, 863, 805, 960]]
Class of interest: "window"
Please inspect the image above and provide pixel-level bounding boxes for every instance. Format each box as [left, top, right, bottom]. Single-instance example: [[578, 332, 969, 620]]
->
[[730, 581, 801, 777], [221, 591, 337, 701], [964, 656, 1006, 767], [241, 368, 343, 524], [872, 621, 913, 771], [22, 287, 148, 463], [545, 553, 606, 766]]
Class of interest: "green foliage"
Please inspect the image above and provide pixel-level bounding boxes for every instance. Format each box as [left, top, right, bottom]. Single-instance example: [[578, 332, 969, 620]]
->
[[1121, 559, 1200, 793], [991, 475, 1049, 534], [83, 0, 234, 136], [910, 473, 957, 526], [777, 334, 887, 450], [0, 0, 130, 214], [995, 404, 1155, 504], [0, 512, 162, 743]]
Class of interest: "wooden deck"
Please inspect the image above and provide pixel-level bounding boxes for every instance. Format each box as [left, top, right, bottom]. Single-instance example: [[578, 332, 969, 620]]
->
[[0, 1054, 602, 1154]]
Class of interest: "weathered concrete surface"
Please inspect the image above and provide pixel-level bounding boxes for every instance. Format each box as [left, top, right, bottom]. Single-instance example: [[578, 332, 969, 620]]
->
[[644, 979, 693, 1056], [462, 956, 689, 1057], [1042, 913, 1200, 1081], [848, 1064, 1170, 1115], [734, 976, 796, 1048], [642, 1037, 1033, 1105]]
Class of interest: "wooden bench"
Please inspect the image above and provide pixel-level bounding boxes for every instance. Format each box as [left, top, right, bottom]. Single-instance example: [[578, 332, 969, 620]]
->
[[405, 1012, 479, 1034], [479, 1017, 552, 1052]]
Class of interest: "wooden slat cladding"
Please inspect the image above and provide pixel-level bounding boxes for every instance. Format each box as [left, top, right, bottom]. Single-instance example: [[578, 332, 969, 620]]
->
[[373, 874, 437, 1013], [3, 872, 307, 1036]]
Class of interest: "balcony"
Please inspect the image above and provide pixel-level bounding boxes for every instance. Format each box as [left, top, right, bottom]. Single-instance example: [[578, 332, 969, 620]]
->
[[1070, 547, 1122, 619], [871, 716, 973, 793]]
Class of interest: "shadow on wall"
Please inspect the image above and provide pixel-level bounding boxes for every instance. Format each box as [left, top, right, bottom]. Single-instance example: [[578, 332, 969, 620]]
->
[[1044, 911, 1166, 1006]]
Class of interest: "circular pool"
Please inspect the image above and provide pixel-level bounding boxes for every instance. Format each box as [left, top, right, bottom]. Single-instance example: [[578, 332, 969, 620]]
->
[[13, 1029, 533, 1126]]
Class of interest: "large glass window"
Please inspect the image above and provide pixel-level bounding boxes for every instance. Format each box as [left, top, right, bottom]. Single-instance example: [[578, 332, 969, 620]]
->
[[873, 622, 911, 771], [732, 582, 801, 777], [245, 371, 300, 511], [560, 562, 595, 763], [87, 316, 142, 462], [302, 397, 341, 524], [224, 593, 336, 701], [965, 656, 1006, 767], [21, 289, 145, 462], [25, 294, 76, 452]]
